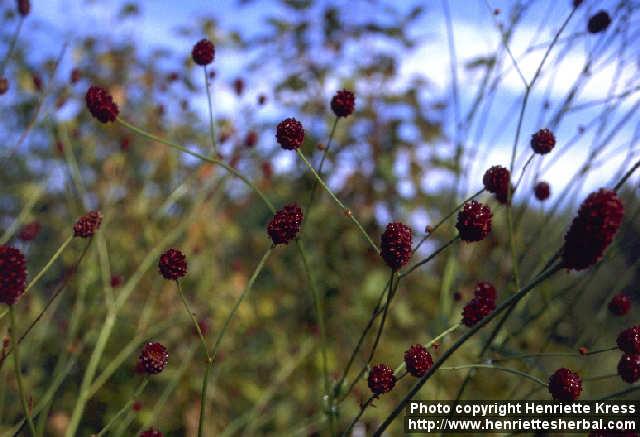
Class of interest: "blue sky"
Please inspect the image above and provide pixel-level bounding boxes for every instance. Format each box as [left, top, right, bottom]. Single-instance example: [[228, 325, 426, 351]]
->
[[16, 0, 640, 231]]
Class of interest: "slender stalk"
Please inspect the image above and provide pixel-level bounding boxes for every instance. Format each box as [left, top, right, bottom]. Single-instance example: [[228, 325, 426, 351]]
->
[[394, 323, 461, 375], [400, 236, 459, 279], [9, 306, 36, 436], [0, 185, 43, 245], [441, 364, 547, 387], [95, 379, 149, 437], [0, 18, 23, 74], [490, 346, 617, 362], [198, 364, 211, 437], [305, 116, 339, 213], [176, 280, 211, 362], [296, 149, 379, 254], [210, 247, 272, 361], [117, 118, 275, 213], [295, 241, 329, 400], [203, 66, 217, 154], [341, 396, 373, 437]]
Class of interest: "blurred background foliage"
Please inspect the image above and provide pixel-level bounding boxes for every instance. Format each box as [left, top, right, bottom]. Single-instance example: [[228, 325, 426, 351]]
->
[[0, 0, 639, 435]]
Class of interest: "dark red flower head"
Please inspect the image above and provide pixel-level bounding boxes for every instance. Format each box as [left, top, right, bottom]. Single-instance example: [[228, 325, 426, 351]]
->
[[462, 297, 495, 327], [258, 94, 267, 105], [368, 363, 396, 396], [617, 326, 640, 354], [462, 282, 498, 327], [85, 86, 119, 123], [17, 0, 30, 16], [562, 189, 623, 270], [0, 77, 8, 95], [404, 344, 433, 378], [548, 368, 582, 401], [18, 221, 41, 241], [618, 353, 640, 384], [158, 248, 187, 280], [73, 211, 102, 238], [380, 222, 412, 270], [473, 282, 496, 301], [531, 128, 555, 154], [267, 203, 303, 245], [330, 89, 355, 118], [191, 38, 215, 66], [588, 11, 612, 34], [138, 342, 168, 375], [140, 429, 163, 437], [233, 78, 244, 96], [608, 293, 631, 316], [456, 200, 492, 242], [110, 275, 124, 288], [483, 165, 510, 195], [534, 181, 550, 201], [0, 246, 27, 306], [276, 118, 304, 150]]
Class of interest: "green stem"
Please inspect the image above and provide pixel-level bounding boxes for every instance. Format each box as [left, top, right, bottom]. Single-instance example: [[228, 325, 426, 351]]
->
[[393, 323, 461, 375], [9, 306, 36, 436], [295, 241, 329, 400], [305, 116, 339, 213], [176, 280, 212, 362], [441, 364, 547, 388], [296, 149, 379, 254], [211, 248, 273, 361], [95, 378, 149, 436], [198, 364, 211, 437], [203, 66, 217, 154], [117, 118, 275, 213]]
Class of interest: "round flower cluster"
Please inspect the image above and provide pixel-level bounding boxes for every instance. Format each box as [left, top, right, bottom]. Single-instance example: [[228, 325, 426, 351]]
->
[[0, 246, 27, 306], [562, 189, 623, 270], [18, 221, 41, 241], [85, 86, 119, 123], [482, 165, 510, 201], [368, 363, 396, 396], [267, 203, 304, 245], [191, 38, 215, 66], [548, 368, 582, 401], [158, 248, 188, 280], [0, 77, 8, 95], [330, 89, 355, 117], [404, 344, 433, 378], [456, 201, 492, 242], [73, 211, 103, 238], [616, 326, 640, 384], [138, 342, 169, 375], [530, 128, 555, 154], [588, 10, 611, 34], [608, 293, 631, 316], [461, 282, 498, 327], [534, 181, 550, 201], [380, 222, 412, 271], [276, 118, 305, 150]]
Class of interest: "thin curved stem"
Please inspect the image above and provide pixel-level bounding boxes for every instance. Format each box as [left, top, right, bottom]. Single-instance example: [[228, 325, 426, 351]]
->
[[117, 118, 275, 213], [25, 235, 73, 295], [198, 364, 211, 437], [394, 323, 461, 375], [211, 247, 273, 361], [95, 378, 148, 436], [400, 236, 460, 279], [176, 280, 211, 362], [203, 66, 217, 154], [9, 306, 36, 436], [441, 364, 547, 388], [296, 149, 379, 254], [0, 18, 23, 75], [305, 116, 339, 213]]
